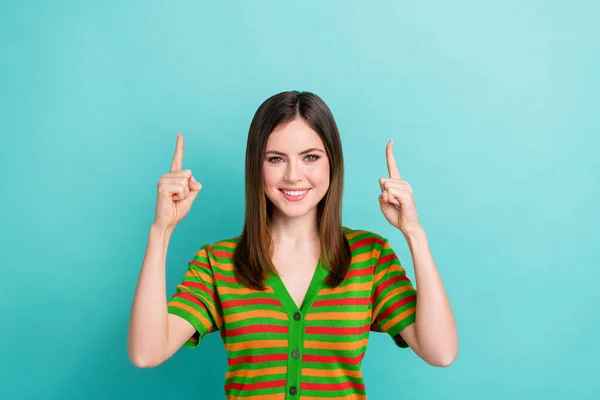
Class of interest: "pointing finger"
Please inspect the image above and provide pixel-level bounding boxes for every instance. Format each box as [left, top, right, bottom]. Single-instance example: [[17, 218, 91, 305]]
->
[[171, 132, 184, 172], [386, 139, 402, 180]]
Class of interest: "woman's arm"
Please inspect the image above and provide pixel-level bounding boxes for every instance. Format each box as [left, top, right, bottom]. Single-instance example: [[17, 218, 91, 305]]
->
[[127, 224, 195, 367], [399, 228, 458, 367]]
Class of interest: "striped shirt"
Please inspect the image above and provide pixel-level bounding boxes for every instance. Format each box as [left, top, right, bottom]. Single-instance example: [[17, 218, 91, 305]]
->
[[167, 227, 418, 399]]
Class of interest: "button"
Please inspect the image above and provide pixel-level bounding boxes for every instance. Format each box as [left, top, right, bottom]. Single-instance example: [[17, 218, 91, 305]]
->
[[291, 349, 300, 358], [293, 312, 301, 321], [289, 386, 297, 395]]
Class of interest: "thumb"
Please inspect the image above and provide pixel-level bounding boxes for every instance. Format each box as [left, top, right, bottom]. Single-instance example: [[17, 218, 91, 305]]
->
[[188, 175, 202, 197]]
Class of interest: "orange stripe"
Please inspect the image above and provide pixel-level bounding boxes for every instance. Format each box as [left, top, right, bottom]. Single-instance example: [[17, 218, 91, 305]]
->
[[381, 307, 416, 331], [220, 286, 275, 295], [225, 339, 288, 352], [183, 266, 212, 280], [302, 367, 362, 379], [304, 339, 366, 351], [167, 301, 212, 331], [175, 286, 223, 328], [374, 263, 407, 282], [306, 311, 366, 321], [302, 395, 365, 400], [213, 241, 236, 249], [231, 394, 285, 400], [225, 366, 286, 379], [351, 251, 377, 264], [211, 260, 235, 271], [224, 309, 288, 324], [194, 248, 209, 257], [345, 230, 364, 240], [319, 282, 371, 295]]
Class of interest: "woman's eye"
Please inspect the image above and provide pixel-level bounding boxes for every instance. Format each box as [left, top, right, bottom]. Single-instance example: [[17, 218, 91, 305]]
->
[[267, 155, 320, 163]]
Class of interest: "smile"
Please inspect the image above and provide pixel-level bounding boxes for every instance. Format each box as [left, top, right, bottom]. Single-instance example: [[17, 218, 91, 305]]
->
[[279, 188, 311, 201]]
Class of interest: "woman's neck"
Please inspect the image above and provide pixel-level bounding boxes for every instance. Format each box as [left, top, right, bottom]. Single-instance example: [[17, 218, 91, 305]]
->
[[269, 208, 319, 245]]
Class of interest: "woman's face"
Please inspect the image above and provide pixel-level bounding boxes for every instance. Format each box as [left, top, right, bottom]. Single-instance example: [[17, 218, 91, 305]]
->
[[263, 118, 330, 218]]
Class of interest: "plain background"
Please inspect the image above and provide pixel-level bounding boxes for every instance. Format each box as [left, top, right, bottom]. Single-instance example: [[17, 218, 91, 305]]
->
[[1, 1, 599, 399]]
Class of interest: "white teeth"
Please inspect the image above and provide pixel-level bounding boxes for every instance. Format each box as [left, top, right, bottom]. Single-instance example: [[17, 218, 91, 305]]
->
[[282, 190, 308, 196]]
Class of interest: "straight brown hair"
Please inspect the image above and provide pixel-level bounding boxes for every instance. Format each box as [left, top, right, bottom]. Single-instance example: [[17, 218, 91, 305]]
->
[[233, 90, 351, 291]]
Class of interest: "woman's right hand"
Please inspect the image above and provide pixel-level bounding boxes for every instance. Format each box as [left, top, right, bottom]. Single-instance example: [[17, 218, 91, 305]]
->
[[153, 132, 202, 230]]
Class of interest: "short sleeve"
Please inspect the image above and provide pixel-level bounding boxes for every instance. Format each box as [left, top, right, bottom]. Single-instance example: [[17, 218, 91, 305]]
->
[[167, 244, 223, 348], [370, 238, 417, 348]]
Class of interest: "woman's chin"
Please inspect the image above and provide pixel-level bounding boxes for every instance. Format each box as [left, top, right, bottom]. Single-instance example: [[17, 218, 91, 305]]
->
[[273, 202, 316, 218]]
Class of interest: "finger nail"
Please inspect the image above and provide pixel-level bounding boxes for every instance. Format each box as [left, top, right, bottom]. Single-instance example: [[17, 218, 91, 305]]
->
[[191, 175, 198, 183]]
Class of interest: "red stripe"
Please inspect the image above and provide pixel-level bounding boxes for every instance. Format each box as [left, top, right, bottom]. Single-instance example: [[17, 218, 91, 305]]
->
[[213, 272, 237, 284], [221, 298, 280, 308], [344, 266, 375, 279], [350, 236, 381, 251], [181, 281, 214, 297], [376, 252, 397, 268], [228, 324, 288, 337], [373, 274, 411, 301], [172, 291, 206, 309], [301, 381, 365, 391], [305, 324, 369, 336], [377, 294, 417, 321], [302, 354, 362, 365], [228, 353, 288, 366], [225, 380, 286, 391], [312, 297, 370, 308], [189, 260, 210, 269], [212, 249, 235, 259]]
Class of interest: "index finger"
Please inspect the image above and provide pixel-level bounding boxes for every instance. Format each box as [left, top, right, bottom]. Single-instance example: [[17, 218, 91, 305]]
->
[[170, 132, 184, 172], [386, 139, 402, 180]]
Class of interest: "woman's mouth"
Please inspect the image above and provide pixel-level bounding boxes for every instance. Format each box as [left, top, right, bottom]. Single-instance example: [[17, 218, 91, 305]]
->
[[279, 188, 311, 202]]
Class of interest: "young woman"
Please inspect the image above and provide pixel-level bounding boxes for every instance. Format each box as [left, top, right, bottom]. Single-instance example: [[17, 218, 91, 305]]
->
[[128, 91, 458, 399]]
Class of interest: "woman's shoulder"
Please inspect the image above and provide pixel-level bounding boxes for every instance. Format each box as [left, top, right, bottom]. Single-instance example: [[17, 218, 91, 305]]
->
[[342, 226, 386, 244], [202, 235, 241, 255]]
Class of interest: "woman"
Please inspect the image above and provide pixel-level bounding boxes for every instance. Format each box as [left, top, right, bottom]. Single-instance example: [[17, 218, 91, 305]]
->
[[128, 91, 458, 399]]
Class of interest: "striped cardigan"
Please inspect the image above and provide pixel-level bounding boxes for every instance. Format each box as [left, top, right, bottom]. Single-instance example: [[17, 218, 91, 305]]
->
[[167, 227, 418, 399]]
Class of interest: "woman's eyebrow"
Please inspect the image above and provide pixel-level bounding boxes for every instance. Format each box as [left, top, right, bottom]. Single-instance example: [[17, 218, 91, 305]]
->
[[265, 148, 325, 156]]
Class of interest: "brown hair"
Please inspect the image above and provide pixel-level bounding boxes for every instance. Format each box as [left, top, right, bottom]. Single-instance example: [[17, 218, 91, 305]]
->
[[233, 90, 351, 290]]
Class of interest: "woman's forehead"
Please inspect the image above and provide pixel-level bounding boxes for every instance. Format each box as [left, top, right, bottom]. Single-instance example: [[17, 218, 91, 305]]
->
[[267, 119, 324, 150]]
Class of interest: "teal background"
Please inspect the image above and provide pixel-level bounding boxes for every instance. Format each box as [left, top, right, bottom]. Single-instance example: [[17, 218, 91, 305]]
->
[[1, 0, 599, 399]]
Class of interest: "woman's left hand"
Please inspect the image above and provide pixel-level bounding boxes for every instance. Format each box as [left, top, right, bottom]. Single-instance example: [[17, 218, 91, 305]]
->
[[378, 139, 422, 236]]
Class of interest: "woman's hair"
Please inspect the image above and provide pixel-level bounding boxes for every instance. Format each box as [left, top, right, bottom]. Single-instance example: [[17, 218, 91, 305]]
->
[[233, 90, 352, 290]]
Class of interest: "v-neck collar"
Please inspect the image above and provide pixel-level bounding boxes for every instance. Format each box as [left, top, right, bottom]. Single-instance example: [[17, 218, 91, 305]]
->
[[266, 260, 328, 315]]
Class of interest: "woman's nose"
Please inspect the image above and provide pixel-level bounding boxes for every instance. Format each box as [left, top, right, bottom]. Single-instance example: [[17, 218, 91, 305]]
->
[[284, 162, 301, 182]]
